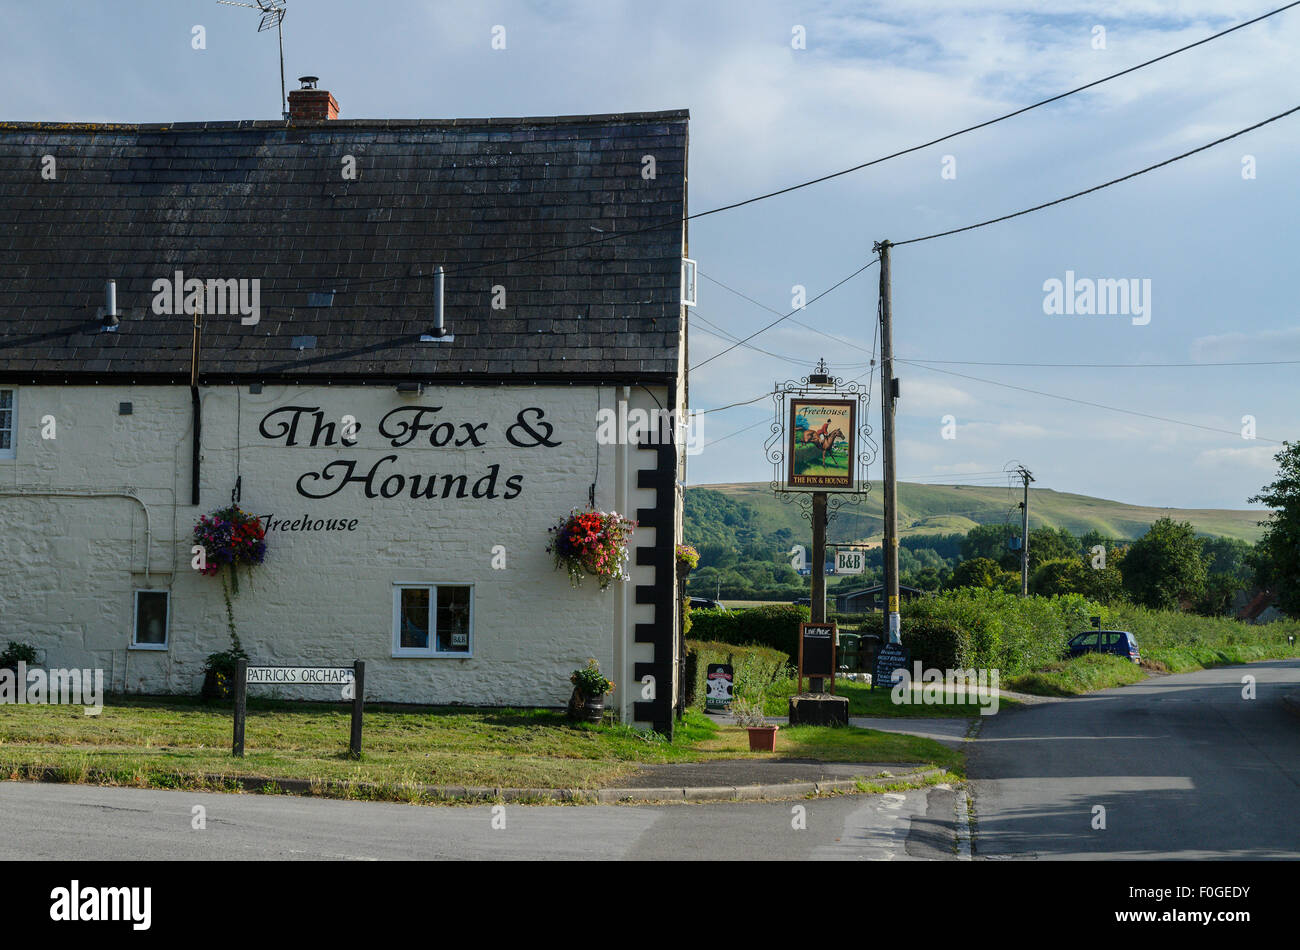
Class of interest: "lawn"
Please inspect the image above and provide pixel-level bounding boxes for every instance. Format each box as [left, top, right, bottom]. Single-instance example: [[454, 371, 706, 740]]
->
[[0, 696, 960, 800], [760, 676, 1012, 718]]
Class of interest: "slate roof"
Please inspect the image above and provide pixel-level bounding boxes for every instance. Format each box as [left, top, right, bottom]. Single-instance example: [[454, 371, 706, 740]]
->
[[0, 111, 688, 383]]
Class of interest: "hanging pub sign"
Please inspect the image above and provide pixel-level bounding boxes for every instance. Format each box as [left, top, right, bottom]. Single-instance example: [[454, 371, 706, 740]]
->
[[835, 548, 865, 574], [705, 663, 734, 709], [798, 622, 837, 694], [787, 398, 856, 491]]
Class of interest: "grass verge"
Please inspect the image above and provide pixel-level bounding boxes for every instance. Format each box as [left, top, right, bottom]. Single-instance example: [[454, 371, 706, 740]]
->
[[760, 676, 1013, 718], [0, 697, 959, 801], [1006, 654, 1147, 696]]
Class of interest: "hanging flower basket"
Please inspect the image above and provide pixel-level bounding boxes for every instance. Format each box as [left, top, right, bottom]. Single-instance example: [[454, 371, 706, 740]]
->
[[193, 504, 268, 657], [546, 508, 636, 591], [676, 544, 699, 578]]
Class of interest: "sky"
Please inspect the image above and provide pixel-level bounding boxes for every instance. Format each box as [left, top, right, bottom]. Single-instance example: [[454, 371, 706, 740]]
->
[[3, 0, 1297, 511]]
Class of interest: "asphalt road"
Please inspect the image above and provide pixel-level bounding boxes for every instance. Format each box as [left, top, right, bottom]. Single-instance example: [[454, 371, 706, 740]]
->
[[0, 780, 958, 861], [6, 660, 1295, 860], [968, 659, 1300, 859]]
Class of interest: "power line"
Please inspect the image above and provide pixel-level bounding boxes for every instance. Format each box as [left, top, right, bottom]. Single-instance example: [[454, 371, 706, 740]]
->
[[287, 4, 1300, 298], [690, 311, 875, 370], [690, 258, 880, 373], [903, 356, 1300, 369], [702, 414, 772, 448], [686, 1, 1300, 221], [699, 271, 878, 356], [895, 103, 1300, 246], [896, 358, 1285, 443]]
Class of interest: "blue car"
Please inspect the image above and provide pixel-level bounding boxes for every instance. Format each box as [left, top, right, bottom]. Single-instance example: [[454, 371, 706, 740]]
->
[[1067, 629, 1141, 664]]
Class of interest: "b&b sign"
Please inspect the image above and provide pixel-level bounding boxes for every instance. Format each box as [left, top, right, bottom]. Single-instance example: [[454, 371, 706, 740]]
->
[[835, 549, 865, 575]]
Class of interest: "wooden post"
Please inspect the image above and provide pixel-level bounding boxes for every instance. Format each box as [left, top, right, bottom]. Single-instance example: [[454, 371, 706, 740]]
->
[[232, 658, 247, 757], [349, 660, 365, 757], [810, 491, 827, 692]]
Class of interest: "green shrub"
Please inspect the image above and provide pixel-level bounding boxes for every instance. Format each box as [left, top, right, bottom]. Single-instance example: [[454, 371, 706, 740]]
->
[[900, 617, 972, 670], [684, 640, 790, 711], [902, 588, 1108, 676], [0, 641, 37, 671], [737, 603, 809, 657], [688, 608, 742, 644]]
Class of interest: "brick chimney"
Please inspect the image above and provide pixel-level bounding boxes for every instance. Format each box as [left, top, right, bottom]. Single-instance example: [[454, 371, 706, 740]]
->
[[287, 76, 339, 120]]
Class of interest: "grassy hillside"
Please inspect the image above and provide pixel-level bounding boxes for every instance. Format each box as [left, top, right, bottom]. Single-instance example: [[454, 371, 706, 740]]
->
[[692, 481, 1267, 544]]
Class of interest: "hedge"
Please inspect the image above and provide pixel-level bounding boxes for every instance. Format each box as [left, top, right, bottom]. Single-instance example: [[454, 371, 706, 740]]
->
[[736, 603, 809, 657], [684, 640, 791, 710], [688, 604, 809, 658], [900, 617, 972, 670], [688, 608, 742, 644]]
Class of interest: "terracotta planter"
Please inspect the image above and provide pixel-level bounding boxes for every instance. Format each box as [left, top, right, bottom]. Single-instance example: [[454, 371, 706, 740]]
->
[[746, 724, 779, 752]]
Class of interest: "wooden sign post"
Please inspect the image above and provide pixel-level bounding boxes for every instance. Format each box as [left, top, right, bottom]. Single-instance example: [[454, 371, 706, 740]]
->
[[798, 621, 837, 696], [232, 660, 365, 757]]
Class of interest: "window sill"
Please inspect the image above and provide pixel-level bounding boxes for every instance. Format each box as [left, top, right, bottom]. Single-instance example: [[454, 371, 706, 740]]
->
[[129, 643, 168, 652], [392, 652, 473, 660]]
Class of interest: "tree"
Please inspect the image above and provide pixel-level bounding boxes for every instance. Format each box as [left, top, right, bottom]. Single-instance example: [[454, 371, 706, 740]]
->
[[1121, 517, 1206, 610], [1249, 440, 1300, 616], [960, 523, 1018, 563], [1030, 557, 1086, 597], [1028, 526, 1077, 571], [947, 557, 1017, 592]]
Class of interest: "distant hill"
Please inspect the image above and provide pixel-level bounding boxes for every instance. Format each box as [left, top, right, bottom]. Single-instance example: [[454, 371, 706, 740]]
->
[[688, 482, 1267, 545]]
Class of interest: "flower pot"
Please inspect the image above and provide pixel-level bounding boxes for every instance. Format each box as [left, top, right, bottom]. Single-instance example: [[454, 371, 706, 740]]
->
[[581, 692, 607, 724], [746, 725, 779, 752]]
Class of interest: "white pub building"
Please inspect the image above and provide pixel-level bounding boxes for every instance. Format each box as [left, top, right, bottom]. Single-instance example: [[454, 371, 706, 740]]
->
[[0, 83, 690, 734]]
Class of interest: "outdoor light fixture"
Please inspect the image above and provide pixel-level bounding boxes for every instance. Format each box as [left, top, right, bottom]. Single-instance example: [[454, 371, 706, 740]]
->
[[396, 381, 424, 396], [808, 358, 832, 386], [100, 280, 120, 332]]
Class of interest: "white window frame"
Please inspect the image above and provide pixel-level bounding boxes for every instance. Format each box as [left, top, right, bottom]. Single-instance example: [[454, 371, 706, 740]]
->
[[681, 258, 698, 307], [131, 589, 170, 650], [391, 582, 475, 658], [0, 387, 15, 460]]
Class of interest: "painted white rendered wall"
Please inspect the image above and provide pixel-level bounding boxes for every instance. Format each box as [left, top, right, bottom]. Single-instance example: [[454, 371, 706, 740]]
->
[[0, 382, 673, 727]]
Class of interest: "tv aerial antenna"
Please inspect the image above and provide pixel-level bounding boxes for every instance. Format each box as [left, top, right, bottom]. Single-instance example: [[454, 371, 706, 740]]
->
[[217, 0, 289, 118]]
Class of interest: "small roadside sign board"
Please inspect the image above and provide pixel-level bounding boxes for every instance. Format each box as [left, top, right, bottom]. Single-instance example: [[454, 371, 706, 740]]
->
[[798, 622, 837, 694], [705, 663, 734, 709], [835, 549, 865, 574], [233, 660, 365, 758], [873, 643, 910, 691], [246, 667, 354, 685]]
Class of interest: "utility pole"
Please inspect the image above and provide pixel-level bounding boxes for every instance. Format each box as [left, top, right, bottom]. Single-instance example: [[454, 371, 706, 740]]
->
[[1015, 465, 1034, 596], [875, 240, 900, 644]]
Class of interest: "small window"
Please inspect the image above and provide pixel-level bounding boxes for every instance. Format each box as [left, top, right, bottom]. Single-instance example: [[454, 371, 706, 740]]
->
[[392, 584, 473, 657], [681, 258, 697, 307], [132, 590, 170, 650], [0, 388, 15, 459]]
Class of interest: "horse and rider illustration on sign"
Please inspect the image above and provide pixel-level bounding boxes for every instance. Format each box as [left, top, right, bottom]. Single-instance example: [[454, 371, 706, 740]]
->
[[787, 398, 856, 490]]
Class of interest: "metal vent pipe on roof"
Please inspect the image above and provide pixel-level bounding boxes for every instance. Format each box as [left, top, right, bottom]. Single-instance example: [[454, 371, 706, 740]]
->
[[101, 279, 120, 331], [434, 266, 445, 335]]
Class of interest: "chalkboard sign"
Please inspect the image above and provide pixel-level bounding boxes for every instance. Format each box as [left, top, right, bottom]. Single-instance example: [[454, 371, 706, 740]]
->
[[705, 663, 734, 710], [873, 643, 910, 691], [798, 622, 837, 694]]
